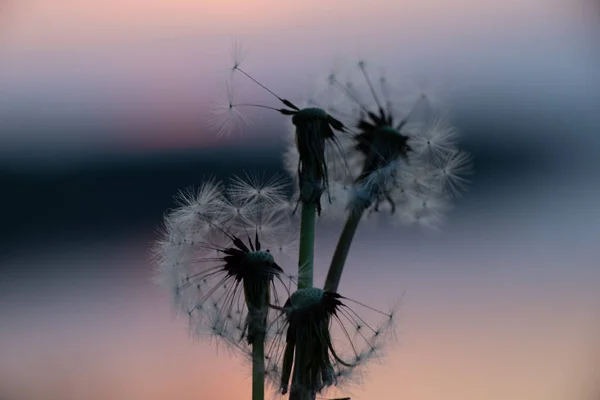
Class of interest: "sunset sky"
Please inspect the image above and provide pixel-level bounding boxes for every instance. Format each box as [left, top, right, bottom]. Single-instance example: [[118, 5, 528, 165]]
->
[[1, 1, 599, 400], [0, 0, 596, 159]]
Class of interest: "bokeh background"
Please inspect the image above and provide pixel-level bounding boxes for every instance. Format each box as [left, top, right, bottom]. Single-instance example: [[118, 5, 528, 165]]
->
[[1, 1, 600, 399]]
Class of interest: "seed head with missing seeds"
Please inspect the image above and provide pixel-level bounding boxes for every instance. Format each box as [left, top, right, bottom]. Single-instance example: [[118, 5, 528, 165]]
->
[[262, 287, 399, 400], [152, 174, 298, 352], [305, 59, 473, 228], [211, 42, 352, 213]]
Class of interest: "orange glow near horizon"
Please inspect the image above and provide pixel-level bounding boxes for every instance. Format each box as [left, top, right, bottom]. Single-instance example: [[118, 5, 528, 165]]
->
[[0, 283, 595, 400], [0, 255, 597, 400]]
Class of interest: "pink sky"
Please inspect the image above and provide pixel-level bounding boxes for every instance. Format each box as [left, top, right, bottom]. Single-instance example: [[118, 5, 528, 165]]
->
[[1, 278, 596, 400], [0, 3, 598, 396], [2, 0, 571, 48], [0, 222, 598, 400]]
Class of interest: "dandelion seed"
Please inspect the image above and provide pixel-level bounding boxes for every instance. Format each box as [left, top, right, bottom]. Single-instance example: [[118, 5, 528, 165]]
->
[[228, 172, 289, 206], [219, 195, 256, 225], [230, 39, 247, 72], [409, 115, 457, 164], [167, 178, 227, 237], [395, 192, 451, 229], [431, 149, 473, 197], [243, 207, 290, 240], [268, 227, 300, 273], [207, 80, 253, 138], [323, 60, 472, 294]]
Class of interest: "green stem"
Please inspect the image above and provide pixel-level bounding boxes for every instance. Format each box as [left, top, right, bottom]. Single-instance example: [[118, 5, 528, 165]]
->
[[323, 204, 367, 293], [251, 331, 265, 400], [298, 201, 316, 289]]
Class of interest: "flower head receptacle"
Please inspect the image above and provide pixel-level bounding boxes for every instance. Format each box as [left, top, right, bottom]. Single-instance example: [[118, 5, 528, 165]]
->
[[264, 287, 398, 400]]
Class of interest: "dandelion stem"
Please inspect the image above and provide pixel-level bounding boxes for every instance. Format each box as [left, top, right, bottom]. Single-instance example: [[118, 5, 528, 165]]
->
[[298, 202, 316, 289], [324, 204, 367, 293], [252, 330, 265, 400]]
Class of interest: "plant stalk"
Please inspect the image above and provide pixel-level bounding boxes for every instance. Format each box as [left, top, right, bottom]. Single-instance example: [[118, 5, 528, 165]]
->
[[251, 330, 265, 400], [323, 203, 367, 293], [297, 201, 316, 289]]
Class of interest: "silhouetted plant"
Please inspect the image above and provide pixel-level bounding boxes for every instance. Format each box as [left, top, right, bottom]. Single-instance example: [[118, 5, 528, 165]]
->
[[154, 45, 471, 400]]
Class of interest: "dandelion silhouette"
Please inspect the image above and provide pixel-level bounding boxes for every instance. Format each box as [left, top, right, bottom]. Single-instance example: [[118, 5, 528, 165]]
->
[[262, 288, 398, 400], [317, 59, 473, 292], [153, 174, 299, 399], [214, 42, 351, 216], [318, 61, 471, 216], [155, 48, 473, 400], [214, 43, 359, 295], [281, 62, 472, 229]]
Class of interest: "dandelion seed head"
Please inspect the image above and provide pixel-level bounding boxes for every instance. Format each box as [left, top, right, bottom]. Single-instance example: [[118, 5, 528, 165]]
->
[[153, 173, 297, 353], [221, 44, 353, 210], [282, 118, 355, 217], [265, 289, 399, 397], [219, 196, 255, 223], [394, 192, 450, 229], [313, 59, 472, 226]]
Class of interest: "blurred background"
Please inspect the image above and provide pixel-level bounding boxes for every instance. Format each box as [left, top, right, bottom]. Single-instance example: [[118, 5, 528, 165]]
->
[[1, 1, 599, 399]]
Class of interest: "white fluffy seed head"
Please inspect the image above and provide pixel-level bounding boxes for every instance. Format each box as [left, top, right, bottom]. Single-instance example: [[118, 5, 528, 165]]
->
[[294, 59, 471, 228], [153, 173, 298, 355]]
